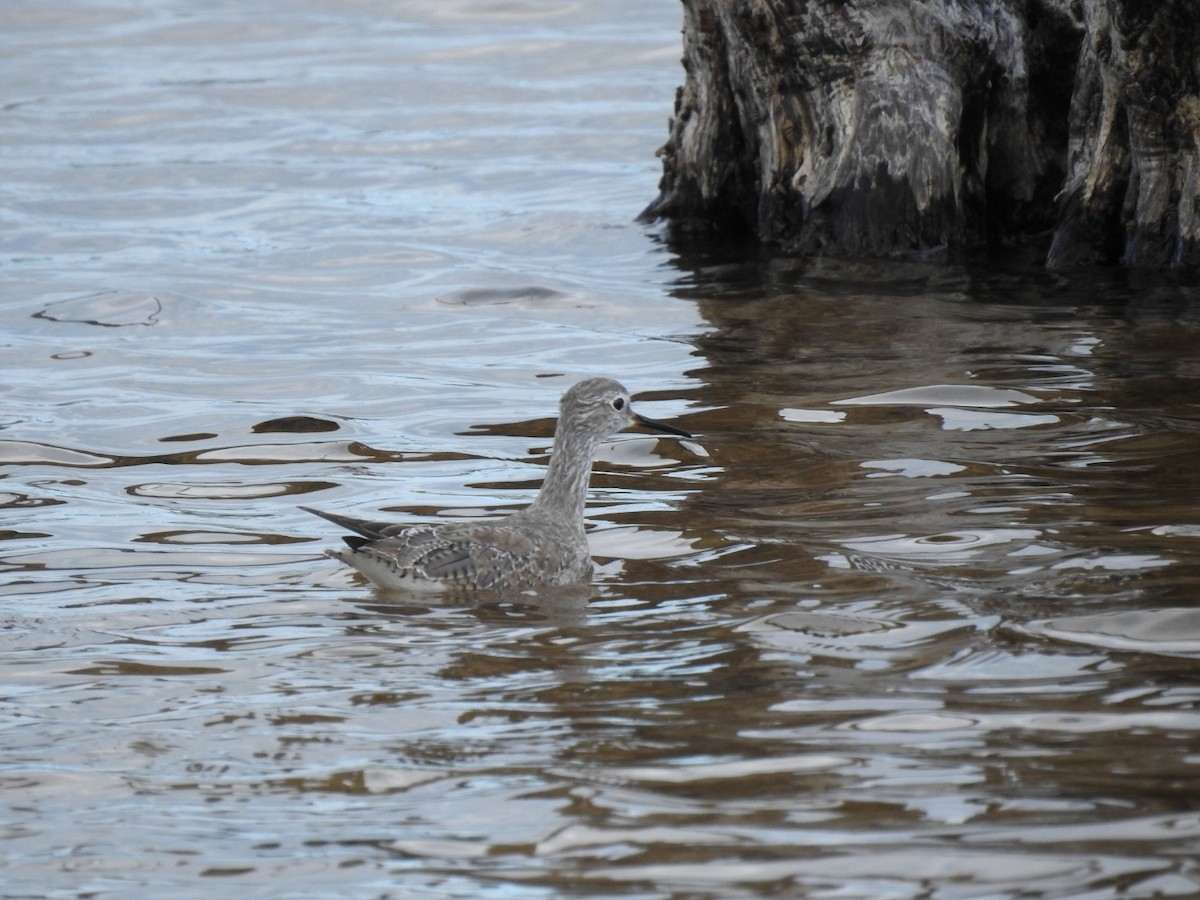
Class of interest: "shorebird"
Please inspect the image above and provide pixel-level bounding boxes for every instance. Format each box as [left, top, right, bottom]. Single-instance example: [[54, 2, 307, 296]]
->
[[302, 377, 691, 592]]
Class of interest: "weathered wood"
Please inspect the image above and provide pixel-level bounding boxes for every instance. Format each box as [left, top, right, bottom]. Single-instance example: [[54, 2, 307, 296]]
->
[[644, 0, 1200, 268], [1049, 1, 1200, 267]]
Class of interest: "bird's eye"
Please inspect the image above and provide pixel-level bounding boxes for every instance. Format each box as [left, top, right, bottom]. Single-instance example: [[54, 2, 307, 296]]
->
[[612, 397, 626, 411]]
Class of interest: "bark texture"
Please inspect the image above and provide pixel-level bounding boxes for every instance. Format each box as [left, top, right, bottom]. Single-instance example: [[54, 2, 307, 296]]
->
[[1049, 1, 1200, 267], [644, 0, 1200, 267]]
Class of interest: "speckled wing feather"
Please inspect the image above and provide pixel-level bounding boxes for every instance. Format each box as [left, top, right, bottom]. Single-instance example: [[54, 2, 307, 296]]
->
[[409, 523, 549, 589], [334, 519, 591, 592]]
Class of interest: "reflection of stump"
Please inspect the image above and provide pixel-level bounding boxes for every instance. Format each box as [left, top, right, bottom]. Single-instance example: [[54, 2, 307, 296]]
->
[[642, 1, 1200, 268]]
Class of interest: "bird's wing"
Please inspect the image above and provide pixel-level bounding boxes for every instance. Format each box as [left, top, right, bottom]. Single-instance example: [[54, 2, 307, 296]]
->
[[306, 507, 590, 590], [365, 522, 584, 590], [395, 523, 550, 589]]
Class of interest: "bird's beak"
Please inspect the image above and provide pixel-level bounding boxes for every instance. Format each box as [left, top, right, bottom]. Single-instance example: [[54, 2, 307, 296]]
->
[[633, 411, 692, 439]]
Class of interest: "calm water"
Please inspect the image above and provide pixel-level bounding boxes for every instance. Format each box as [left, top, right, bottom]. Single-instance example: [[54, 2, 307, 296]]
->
[[4, 2, 1200, 898]]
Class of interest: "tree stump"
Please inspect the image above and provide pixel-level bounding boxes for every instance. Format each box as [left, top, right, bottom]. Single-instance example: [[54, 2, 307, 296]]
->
[[642, 0, 1200, 268]]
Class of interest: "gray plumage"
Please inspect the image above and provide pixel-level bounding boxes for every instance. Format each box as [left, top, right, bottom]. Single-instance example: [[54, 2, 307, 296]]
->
[[302, 377, 691, 593]]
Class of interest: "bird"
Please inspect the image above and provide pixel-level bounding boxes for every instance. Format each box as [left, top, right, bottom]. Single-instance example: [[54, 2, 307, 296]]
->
[[302, 376, 692, 593]]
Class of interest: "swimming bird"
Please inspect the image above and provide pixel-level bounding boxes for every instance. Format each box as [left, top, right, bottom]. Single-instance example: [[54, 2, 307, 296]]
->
[[302, 377, 691, 593]]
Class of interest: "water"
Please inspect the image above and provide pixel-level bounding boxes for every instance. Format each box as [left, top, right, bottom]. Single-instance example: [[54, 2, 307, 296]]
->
[[4, 2, 1200, 898]]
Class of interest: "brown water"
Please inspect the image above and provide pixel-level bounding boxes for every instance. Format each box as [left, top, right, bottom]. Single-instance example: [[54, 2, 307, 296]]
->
[[4, 3, 1200, 898]]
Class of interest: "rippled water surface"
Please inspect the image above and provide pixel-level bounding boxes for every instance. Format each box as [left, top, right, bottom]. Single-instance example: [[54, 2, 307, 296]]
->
[[4, 3, 1200, 898]]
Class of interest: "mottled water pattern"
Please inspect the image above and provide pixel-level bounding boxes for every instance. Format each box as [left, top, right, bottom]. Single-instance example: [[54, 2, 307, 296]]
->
[[4, 2, 1200, 898]]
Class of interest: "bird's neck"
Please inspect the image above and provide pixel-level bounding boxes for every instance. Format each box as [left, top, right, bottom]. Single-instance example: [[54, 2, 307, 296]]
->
[[526, 423, 599, 525]]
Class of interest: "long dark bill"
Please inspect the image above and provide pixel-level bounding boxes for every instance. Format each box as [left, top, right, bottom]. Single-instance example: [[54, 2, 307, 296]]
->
[[633, 412, 692, 439]]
